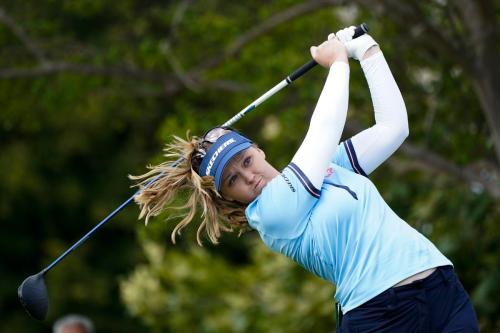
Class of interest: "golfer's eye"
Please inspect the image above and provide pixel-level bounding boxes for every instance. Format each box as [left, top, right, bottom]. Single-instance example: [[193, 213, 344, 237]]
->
[[228, 175, 237, 186], [243, 156, 251, 167]]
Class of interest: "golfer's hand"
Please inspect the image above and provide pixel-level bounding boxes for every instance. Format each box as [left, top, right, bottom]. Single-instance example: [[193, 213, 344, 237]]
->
[[310, 38, 348, 68], [330, 26, 379, 61]]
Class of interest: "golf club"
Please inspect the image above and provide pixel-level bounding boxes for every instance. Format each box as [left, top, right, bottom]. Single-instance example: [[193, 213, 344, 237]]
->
[[18, 23, 369, 321]]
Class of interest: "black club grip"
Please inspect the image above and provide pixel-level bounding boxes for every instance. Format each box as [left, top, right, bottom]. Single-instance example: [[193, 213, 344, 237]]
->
[[287, 23, 369, 83], [353, 22, 369, 39]]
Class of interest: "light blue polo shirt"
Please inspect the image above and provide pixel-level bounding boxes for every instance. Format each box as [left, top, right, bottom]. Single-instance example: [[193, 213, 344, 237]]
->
[[245, 139, 452, 313]]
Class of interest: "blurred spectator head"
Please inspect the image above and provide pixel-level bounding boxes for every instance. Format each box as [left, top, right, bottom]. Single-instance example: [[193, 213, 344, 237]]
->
[[53, 314, 94, 333]]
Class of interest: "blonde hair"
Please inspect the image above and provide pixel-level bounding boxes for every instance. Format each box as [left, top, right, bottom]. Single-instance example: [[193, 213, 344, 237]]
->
[[129, 132, 250, 245]]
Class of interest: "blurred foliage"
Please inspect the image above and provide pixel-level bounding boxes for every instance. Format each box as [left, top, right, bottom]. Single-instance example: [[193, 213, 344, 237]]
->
[[0, 1, 498, 332], [121, 239, 334, 333]]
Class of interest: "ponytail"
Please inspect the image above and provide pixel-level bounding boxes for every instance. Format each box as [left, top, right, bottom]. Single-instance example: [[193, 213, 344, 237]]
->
[[130, 133, 249, 245]]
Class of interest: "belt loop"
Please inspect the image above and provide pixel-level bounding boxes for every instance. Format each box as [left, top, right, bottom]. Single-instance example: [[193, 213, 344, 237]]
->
[[387, 288, 398, 310]]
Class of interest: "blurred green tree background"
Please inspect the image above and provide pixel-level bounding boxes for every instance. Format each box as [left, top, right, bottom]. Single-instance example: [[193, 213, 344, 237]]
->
[[1, 1, 498, 332]]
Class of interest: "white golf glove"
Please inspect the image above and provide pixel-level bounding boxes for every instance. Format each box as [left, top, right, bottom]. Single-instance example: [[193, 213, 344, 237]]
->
[[328, 26, 378, 61]]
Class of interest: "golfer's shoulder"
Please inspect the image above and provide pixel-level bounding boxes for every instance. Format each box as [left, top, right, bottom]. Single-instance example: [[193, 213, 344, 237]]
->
[[245, 165, 317, 238], [261, 165, 321, 207]]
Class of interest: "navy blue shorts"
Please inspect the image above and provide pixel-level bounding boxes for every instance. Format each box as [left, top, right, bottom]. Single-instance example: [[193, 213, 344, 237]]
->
[[338, 266, 479, 332]]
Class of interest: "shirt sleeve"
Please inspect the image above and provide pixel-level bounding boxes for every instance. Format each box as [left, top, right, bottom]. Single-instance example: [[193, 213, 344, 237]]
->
[[245, 164, 319, 239], [331, 139, 368, 177], [347, 51, 409, 175], [291, 61, 350, 189]]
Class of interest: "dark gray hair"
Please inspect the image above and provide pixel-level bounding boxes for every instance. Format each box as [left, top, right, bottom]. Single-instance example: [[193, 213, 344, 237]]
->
[[53, 314, 94, 333]]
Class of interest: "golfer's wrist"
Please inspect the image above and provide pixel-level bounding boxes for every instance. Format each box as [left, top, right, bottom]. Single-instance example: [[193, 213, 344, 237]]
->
[[330, 55, 348, 67]]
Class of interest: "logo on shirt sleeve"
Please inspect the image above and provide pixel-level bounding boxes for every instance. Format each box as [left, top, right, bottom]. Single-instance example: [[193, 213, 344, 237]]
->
[[281, 173, 296, 192]]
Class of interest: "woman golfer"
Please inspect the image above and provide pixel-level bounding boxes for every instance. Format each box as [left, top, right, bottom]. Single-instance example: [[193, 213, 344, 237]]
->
[[132, 27, 479, 332]]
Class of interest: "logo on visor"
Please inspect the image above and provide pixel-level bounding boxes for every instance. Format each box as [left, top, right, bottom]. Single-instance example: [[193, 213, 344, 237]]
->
[[205, 138, 236, 176]]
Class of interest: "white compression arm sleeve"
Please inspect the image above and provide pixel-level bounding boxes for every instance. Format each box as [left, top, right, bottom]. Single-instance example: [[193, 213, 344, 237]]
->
[[350, 51, 409, 175], [292, 61, 350, 189]]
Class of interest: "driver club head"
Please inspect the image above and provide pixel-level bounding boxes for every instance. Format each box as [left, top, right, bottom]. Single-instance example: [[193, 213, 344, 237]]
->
[[18, 272, 48, 321]]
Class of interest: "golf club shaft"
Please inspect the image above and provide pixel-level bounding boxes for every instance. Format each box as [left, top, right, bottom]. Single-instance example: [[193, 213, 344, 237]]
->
[[41, 23, 368, 274], [223, 23, 368, 126], [43, 162, 176, 273]]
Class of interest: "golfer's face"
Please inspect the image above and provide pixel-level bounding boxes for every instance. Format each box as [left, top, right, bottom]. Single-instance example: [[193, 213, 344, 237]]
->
[[220, 146, 279, 204]]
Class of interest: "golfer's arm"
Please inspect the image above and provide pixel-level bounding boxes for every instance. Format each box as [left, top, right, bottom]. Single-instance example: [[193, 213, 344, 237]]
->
[[349, 51, 409, 175], [292, 61, 350, 189]]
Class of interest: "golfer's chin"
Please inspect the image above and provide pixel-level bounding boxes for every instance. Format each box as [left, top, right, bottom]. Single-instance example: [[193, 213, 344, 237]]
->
[[249, 178, 269, 201], [238, 188, 263, 205], [228, 179, 270, 204], [241, 192, 260, 205]]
